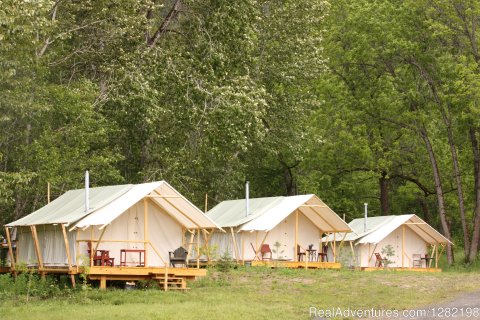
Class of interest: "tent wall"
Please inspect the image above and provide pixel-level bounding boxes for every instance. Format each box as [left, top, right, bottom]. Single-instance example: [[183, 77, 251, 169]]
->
[[78, 200, 181, 267], [208, 212, 322, 261], [16, 225, 76, 267], [356, 226, 428, 267]]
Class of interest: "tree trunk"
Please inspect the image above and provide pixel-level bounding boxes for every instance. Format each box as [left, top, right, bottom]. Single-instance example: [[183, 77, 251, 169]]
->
[[379, 172, 389, 215], [468, 127, 480, 263], [441, 108, 470, 258], [283, 165, 297, 196], [418, 126, 454, 264], [417, 196, 432, 225]]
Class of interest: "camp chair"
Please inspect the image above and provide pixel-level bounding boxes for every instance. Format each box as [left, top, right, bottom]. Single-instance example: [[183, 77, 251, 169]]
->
[[297, 245, 306, 261], [260, 244, 272, 260], [374, 253, 388, 267], [169, 247, 188, 267], [412, 254, 422, 268]]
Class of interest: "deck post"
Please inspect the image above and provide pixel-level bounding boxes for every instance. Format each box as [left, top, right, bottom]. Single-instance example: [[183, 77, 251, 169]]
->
[[402, 225, 405, 268], [30, 226, 44, 271], [144, 198, 149, 267], [294, 210, 298, 262], [100, 276, 106, 290], [5, 227, 15, 271]]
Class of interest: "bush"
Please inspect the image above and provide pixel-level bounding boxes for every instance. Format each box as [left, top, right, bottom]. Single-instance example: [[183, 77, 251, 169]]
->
[[215, 251, 236, 273]]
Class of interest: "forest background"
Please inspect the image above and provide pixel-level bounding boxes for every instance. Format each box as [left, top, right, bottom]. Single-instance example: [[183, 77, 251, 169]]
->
[[1, 0, 480, 264]]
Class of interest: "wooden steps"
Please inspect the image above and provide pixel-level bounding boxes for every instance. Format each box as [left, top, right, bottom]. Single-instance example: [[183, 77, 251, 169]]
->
[[151, 274, 189, 291]]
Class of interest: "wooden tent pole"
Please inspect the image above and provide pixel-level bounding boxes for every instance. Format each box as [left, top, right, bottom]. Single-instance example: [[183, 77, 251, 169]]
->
[[144, 198, 149, 267], [182, 227, 186, 248], [294, 210, 299, 262], [349, 241, 355, 267], [94, 227, 107, 253], [241, 234, 245, 264], [75, 229, 80, 273], [255, 232, 269, 260], [333, 232, 336, 263], [61, 225, 73, 269], [89, 226, 94, 267], [230, 227, 239, 263], [336, 233, 347, 260], [61, 224, 75, 288], [30, 226, 44, 271], [368, 244, 378, 266], [5, 227, 15, 271], [148, 241, 167, 265], [185, 230, 195, 265], [402, 225, 405, 268], [47, 182, 51, 203], [202, 229, 211, 262], [197, 228, 200, 269], [435, 244, 439, 268]]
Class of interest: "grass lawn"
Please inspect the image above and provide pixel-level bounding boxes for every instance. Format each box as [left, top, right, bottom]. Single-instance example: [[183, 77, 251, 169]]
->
[[1, 265, 480, 320]]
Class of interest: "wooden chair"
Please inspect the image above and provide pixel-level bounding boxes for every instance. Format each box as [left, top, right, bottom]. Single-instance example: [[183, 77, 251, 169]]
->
[[260, 244, 272, 260], [297, 245, 306, 261], [374, 253, 388, 267], [169, 247, 188, 267], [318, 245, 328, 262], [412, 254, 422, 268], [87, 242, 114, 266]]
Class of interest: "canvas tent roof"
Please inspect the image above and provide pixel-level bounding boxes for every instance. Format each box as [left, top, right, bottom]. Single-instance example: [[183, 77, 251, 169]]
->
[[207, 194, 351, 233], [6, 181, 220, 230], [324, 214, 452, 245]]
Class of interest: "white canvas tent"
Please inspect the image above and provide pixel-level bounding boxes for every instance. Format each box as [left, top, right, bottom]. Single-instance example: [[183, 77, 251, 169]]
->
[[324, 214, 452, 268], [5, 181, 220, 269], [206, 194, 352, 262]]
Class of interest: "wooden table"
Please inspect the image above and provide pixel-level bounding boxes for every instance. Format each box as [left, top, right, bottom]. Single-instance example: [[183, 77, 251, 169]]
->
[[421, 256, 433, 268], [306, 249, 317, 262], [120, 249, 145, 267]]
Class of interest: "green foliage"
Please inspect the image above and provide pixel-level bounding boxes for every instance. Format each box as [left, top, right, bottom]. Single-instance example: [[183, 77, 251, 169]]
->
[[381, 244, 396, 267], [215, 251, 236, 273]]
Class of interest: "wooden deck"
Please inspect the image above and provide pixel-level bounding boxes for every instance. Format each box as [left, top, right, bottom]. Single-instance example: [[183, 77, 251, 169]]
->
[[360, 267, 442, 272], [251, 260, 341, 269], [0, 265, 207, 290]]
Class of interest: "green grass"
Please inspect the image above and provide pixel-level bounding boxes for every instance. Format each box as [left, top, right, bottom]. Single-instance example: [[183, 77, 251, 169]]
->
[[1, 266, 479, 320]]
